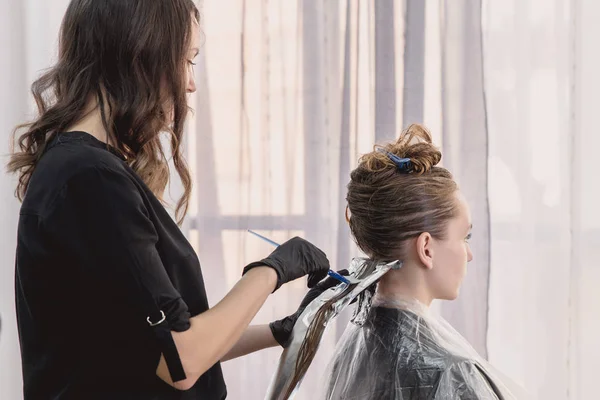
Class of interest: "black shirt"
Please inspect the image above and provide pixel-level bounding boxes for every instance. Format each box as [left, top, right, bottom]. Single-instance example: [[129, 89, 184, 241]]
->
[[15, 132, 227, 400]]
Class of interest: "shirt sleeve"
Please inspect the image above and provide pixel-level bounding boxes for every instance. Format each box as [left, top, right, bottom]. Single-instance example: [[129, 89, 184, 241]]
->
[[45, 164, 189, 381]]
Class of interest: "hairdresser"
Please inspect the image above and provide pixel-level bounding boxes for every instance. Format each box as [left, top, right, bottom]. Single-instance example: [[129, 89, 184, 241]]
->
[[9, 1, 331, 399]]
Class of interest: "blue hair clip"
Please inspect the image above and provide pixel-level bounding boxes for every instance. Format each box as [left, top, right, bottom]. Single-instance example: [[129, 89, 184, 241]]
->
[[381, 150, 412, 173]]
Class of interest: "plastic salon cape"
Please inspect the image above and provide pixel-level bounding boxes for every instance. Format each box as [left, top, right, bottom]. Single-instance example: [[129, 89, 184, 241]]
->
[[322, 297, 526, 400]]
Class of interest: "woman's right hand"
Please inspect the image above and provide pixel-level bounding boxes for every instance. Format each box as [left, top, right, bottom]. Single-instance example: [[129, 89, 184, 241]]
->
[[243, 237, 330, 291]]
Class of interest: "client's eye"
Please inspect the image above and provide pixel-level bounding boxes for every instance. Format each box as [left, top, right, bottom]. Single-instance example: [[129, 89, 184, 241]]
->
[[465, 233, 472, 242], [188, 60, 197, 66]]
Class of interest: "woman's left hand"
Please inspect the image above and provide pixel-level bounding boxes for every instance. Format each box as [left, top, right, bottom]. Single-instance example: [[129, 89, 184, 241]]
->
[[269, 270, 349, 348]]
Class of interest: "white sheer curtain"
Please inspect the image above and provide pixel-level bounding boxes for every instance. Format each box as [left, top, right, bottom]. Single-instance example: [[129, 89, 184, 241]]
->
[[483, 0, 600, 399], [192, 1, 600, 399], [189, 1, 378, 397], [1, 1, 599, 399], [483, 0, 573, 395]]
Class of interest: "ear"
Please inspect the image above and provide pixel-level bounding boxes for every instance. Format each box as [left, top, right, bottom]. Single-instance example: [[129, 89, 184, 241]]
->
[[415, 232, 434, 270]]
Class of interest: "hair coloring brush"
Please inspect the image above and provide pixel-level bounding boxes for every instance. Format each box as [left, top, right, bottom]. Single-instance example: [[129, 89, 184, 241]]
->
[[247, 230, 357, 285]]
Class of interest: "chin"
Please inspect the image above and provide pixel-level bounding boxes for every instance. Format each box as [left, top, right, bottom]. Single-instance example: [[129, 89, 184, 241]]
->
[[439, 289, 460, 301]]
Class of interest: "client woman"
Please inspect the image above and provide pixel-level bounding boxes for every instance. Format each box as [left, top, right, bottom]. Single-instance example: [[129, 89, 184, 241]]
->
[[320, 124, 524, 399], [273, 124, 524, 399]]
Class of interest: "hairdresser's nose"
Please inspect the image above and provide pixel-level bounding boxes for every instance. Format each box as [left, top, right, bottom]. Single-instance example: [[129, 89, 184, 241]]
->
[[467, 245, 474, 263], [187, 68, 197, 94]]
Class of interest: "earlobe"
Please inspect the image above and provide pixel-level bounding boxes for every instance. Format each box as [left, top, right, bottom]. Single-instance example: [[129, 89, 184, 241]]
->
[[416, 232, 434, 270]]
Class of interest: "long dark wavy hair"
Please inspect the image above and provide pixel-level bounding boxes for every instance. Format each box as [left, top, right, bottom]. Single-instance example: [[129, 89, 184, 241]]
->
[[7, 0, 199, 224]]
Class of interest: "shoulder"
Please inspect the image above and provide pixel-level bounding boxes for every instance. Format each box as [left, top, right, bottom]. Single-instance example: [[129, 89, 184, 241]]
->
[[40, 136, 129, 181], [436, 359, 504, 397], [23, 142, 138, 217]]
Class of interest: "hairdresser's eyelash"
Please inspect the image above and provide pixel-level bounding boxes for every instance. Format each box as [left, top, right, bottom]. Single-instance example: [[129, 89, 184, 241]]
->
[[188, 60, 197, 66], [465, 233, 472, 241]]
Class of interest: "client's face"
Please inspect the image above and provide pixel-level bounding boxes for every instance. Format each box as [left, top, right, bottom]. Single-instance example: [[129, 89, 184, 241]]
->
[[429, 191, 473, 300]]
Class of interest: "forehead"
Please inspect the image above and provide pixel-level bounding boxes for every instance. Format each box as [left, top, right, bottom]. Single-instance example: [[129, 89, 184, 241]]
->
[[452, 191, 472, 226], [189, 16, 200, 47]]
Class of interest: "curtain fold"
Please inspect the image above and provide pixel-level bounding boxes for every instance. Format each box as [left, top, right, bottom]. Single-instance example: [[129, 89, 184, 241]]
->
[[402, 0, 425, 126], [374, 0, 397, 141]]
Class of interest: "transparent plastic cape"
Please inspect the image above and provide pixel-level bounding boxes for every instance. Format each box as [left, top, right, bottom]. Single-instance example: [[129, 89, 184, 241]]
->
[[322, 297, 530, 400]]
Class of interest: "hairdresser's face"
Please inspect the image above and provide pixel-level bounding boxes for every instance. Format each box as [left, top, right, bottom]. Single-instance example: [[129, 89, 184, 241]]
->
[[186, 16, 200, 94], [429, 191, 473, 300], [165, 16, 199, 122]]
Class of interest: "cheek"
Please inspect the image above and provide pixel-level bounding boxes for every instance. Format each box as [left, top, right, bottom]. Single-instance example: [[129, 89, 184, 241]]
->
[[428, 241, 470, 300], [454, 244, 469, 275], [443, 244, 468, 287], [444, 245, 468, 298]]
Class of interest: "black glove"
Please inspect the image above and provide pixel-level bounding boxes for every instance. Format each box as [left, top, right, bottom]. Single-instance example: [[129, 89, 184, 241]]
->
[[243, 236, 330, 292], [269, 269, 349, 347]]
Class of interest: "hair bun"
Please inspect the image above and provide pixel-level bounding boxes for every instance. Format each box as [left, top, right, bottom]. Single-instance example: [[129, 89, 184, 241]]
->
[[360, 124, 442, 174], [389, 124, 441, 174]]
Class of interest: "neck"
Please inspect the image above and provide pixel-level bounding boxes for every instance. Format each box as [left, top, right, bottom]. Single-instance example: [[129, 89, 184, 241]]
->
[[375, 263, 433, 307], [66, 96, 109, 144]]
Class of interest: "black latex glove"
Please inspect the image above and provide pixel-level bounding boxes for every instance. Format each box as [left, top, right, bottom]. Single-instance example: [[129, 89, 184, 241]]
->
[[243, 236, 330, 292], [269, 269, 350, 348]]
